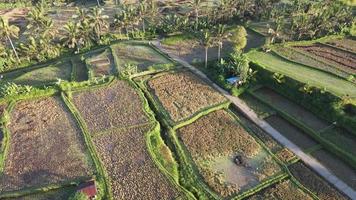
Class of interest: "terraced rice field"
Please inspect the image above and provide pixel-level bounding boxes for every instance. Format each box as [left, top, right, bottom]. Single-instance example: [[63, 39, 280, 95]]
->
[[246, 180, 313, 200], [294, 43, 356, 74], [72, 81, 150, 133], [325, 38, 356, 53], [71, 56, 88, 82], [289, 162, 348, 200], [311, 149, 356, 190], [0, 97, 93, 192], [272, 46, 353, 80], [93, 125, 181, 200], [0, 61, 72, 85], [239, 93, 275, 118], [147, 71, 226, 123], [112, 43, 172, 73], [86, 49, 115, 77], [177, 110, 281, 197], [265, 115, 318, 150]]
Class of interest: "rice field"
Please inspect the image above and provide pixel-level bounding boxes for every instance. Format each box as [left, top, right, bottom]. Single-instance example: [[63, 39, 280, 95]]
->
[[0, 97, 94, 193], [86, 49, 115, 77]]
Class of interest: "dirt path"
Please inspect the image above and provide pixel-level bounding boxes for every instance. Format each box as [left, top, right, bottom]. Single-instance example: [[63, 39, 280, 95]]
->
[[152, 41, 356, 200]]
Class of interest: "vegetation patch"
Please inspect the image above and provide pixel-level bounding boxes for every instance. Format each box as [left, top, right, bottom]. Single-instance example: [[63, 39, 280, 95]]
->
[[147, 71, 226, 123], [111, 43, 173, 73], [293, 43, 356, 74], [311, 149, 356, 190], [71, 56, 88, 82], [239, 93, 275, 119], [245, 180, 313, 200], [4, 186, 76, 200], [1, 61, 72, 86], [72, 80, 150, 134], [0, 97, 94, 193], [177, 110, 281, 197], [93, 125, 181, 200], [289, 162, 348, 200]]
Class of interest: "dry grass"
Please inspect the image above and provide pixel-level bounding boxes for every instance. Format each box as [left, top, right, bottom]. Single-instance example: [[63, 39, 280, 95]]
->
[[177, 110, 280, 197], [148, 71, 226, 122], [0, 97, 93, 192], [246, 180, 313, 200], [72, 81, 150, 134], [275, 148, 295, 164], [289, 162, 348, 200], [93, 125, 180, 200]]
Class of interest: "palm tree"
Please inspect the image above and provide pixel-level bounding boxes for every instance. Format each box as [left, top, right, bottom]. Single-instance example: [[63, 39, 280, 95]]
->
[[26, 5, 50, 38], [0, 17, 20, 62], [213, 24, 230, 60], [88, 7, 109, 43], [188, 0, 202, 30], [62, 21, 81, 53], [196, 29, 213, 68]]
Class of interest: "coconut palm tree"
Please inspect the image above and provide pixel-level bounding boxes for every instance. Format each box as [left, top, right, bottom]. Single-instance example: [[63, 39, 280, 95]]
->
[[195, 29, 213, 68], [62, 21, 82, 53], [188, 0, 203, 30], [0, 17, 20, 62], [88, 7, 109, 43], [213, 24, 230, 60]]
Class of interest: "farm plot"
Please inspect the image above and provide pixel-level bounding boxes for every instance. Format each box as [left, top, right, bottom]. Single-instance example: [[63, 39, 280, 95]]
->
[[311, 149, 356, 190], [111, 43, 173, 73], [254, 87, 329, 131], [177, 110, 281, 198], [321, 127, 356, 157], [0, 97, 93, 193], [272, 46, 353, 80], [293, 43, 356, 74], [93, 125, 181, 200], [289, 162, 348, 200], [239, 93, 275, 119], [71, 56, 88, 82], [265, 115, 318, 150], [86, 49, 115, 77], [147, 71, 226, 123], [245, 180, 313, 200], [72, 80, 150, 134], [1, 61, 72, 85], [325, 37, 356, 53]]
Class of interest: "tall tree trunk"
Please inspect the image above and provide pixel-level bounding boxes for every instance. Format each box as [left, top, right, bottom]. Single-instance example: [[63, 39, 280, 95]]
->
[[195, 8, 199, 30], [97, 0, 100, 6], [142, 19, 146, 33], [205, 46, 208, 68], [7, 35, 19, 62], [218, 42, 222, 61]]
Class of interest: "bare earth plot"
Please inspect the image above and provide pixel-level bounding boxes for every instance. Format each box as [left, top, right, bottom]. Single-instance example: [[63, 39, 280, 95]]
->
[[72, 81, 150, 133], [311, 149, 356, 190], [93, 125, 181, 200], [147, 71, 226, 123], [246, 180, 313, 200], [86, 49, 115, 77], [111, 43, 172, 73], [294, 43, 356, 74], [177, 110, 281, 198], [326, 38, 356, 52], [247, 51, 356, 97], [289, 162, 348, 200], [0, 97, 93, 193]]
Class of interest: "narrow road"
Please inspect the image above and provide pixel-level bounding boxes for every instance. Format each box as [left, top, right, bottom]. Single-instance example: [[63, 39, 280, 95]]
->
[[152, 41, 356, 200]]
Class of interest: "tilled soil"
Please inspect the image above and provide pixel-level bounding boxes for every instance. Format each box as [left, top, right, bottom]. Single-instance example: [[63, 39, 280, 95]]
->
[[73, 80, 150, 134], [148, 71, 226, 123], [326, 38, 356, 53], [93, 125, 181, 200], [289, 162, 348, 200], [0, 97, 93, 192], [294, 44, 356, 74]]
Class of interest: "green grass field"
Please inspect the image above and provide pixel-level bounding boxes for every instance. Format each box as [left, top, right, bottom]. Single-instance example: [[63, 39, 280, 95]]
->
[[247, 51, 356, 98]]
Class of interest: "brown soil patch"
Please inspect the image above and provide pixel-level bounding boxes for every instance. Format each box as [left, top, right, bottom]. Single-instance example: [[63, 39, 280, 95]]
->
[[72, 80, 150, 134], [0, 97, 93, 192], [289, 162, 348, 200], [147, 71, 226, 123], [326, 38, 356, 53], [93, 125, 180, 200]]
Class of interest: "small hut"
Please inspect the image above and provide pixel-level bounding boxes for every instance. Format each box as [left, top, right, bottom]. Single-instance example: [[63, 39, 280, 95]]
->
[[77, 180, 97, 200]]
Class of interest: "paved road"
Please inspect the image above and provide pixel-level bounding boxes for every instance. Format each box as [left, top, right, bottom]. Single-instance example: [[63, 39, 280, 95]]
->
[[152, 41, 356, 200]]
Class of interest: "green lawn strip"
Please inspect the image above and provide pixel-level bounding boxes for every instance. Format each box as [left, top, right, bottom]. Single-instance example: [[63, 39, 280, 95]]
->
[[246, 50, 356, 98], [249, 91, 356, 168], [58, 76, 115, 95], [61, 93, 111, 200], [270, 46, 353, 82], [0, 179, 85, 199], [0, 102, 12, 173]]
